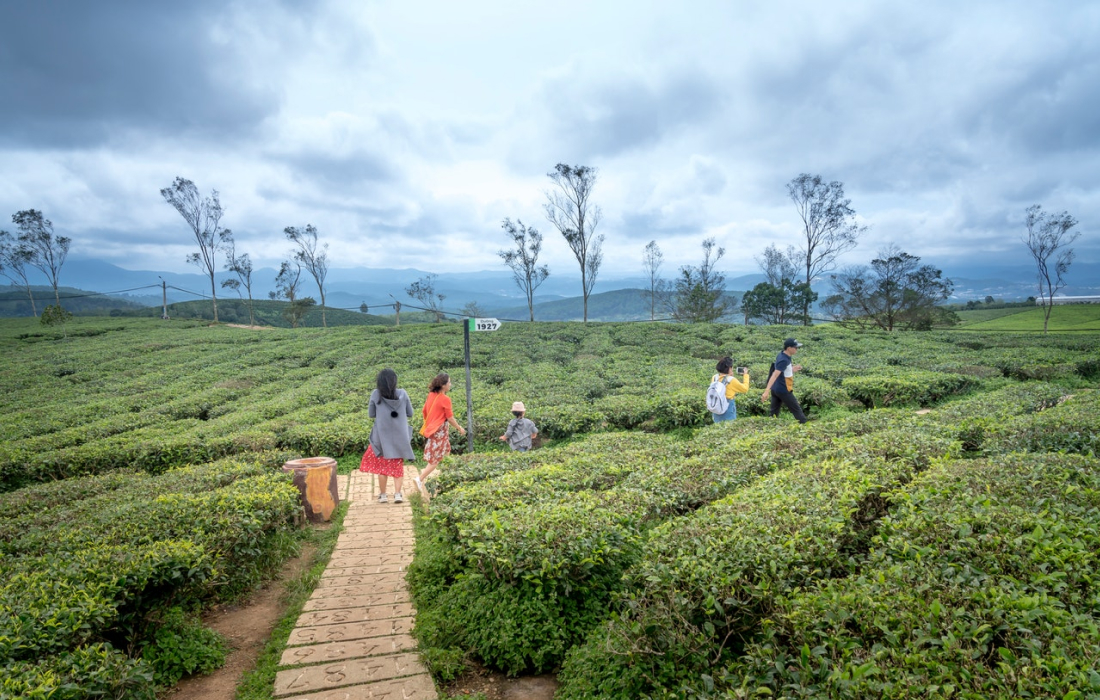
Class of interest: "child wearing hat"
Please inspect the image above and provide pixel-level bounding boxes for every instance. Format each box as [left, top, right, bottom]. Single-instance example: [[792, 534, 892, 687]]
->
[[500, 401, 538, 452]]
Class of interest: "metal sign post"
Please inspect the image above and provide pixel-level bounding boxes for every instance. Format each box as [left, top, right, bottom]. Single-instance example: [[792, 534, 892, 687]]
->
[[463, 318, 502, 453]]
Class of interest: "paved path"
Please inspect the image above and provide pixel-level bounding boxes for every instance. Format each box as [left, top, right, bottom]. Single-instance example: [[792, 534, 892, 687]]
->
[[274, 470, 437, 699]]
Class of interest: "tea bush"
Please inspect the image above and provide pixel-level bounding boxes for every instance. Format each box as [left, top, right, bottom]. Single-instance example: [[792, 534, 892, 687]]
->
[[726, 453, 1100, 699]]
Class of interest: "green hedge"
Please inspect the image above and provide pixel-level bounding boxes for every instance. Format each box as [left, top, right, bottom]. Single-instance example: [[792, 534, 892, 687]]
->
[[0, 454, 301, 697], [556, 430, 960, 699], [727, 452, 1100, 698]]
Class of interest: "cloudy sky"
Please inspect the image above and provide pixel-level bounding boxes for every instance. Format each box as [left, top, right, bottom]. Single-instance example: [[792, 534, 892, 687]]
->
[[1, 0, 1096, 280]]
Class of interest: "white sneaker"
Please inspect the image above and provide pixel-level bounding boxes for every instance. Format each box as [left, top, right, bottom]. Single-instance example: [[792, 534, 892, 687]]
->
[[378, 493, 388, 503], [414, 477, 423, 490], [394, 492, 404, 503]]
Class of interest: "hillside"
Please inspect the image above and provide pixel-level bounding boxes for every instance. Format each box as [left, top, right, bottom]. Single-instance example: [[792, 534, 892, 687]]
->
[[954, 303, 1100, 331], [0, 286, 146, 317]]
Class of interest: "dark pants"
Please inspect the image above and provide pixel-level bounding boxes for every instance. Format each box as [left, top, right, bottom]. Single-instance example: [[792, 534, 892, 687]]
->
[[769, 390, 808, 423]]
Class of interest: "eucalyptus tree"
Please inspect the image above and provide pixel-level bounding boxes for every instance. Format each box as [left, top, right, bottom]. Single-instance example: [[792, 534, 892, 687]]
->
[[498, 218, 549, 321], [160, 177, 230, 322], [1024, 204, 1080, 334], [545, 163, 603, 322], [285, 224, 329, 328], [406, 274, 446, 322], [270, 260, 314, 328], [0, 229, 37, 316], [787, 174, 866, 324], [669, 238, 736, 323], [221, 232, 256, 326], [642, 240, 666, 321], [12, 209, 70, 310]]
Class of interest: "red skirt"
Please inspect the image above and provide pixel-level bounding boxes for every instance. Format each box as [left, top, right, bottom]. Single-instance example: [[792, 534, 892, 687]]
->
[[359, 445, 404, 478], [423, 425, 451, 465]]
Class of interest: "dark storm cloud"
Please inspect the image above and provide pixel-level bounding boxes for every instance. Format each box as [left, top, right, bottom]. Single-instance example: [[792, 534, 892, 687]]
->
[[0, 1, 282, 147], [540, 69, 722, 159], [978, 55, 1100, 157]]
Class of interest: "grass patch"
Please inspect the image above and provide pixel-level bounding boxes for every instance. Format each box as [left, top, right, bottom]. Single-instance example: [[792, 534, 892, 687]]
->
[[955, 304, 1100, 331], [235, 502, 348, 700]]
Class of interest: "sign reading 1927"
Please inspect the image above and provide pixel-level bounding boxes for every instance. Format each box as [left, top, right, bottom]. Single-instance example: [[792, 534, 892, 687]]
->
[[469, 318, 502, 332]]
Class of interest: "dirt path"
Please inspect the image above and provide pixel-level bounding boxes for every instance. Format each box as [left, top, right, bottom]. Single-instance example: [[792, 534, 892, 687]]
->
[[170, 542, 319, 700]]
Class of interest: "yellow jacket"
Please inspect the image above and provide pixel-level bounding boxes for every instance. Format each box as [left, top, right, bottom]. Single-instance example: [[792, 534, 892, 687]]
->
[[712, 372, 750, 400]]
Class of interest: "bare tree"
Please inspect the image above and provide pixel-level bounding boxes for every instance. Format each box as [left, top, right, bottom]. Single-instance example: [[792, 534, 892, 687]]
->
[[222, 232, 256, 326], [160, 177, 230, 322], [642, 240, 667, 321], [0, 229, 38, 316], [13, 210, 70, 310], [669, 238, 736, 323], [756, 244, 800, 288], [406, 274, 446, 322], [269, 260, 315, 328], [545, 163, 604, 322], [460, 300, 487, 317], [787, 174, 866, 325], [498, 218, 549, 322], [285, 224, 330, 328], [1024, 204, 1080, 334]]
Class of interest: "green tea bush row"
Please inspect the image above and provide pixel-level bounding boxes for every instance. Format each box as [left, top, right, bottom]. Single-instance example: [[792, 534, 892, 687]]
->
[[725, 452, 1100, 699], [556, 432, 961, 699], [6, 320, 1096, 492], [0, 454, 301, 697], [842, 369, 977, 408], [410, 413, 956, 676]]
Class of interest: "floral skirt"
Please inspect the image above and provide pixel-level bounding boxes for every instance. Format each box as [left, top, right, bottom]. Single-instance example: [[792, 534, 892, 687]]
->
[[423, 425, 451, 465], [359, 445, 404, 478]]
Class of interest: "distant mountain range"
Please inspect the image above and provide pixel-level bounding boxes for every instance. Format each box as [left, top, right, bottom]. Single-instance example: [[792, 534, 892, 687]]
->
[[2, 257, 1097, 321]]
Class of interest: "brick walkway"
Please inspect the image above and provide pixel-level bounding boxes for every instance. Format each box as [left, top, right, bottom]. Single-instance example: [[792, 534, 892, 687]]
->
[[273, 470, 437, 699]]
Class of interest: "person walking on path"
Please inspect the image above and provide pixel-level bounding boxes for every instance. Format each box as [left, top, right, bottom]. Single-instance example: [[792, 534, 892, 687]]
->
[[416, 372, 466, 493], [711, 357, 750, 423], [761, 338, 808, 424], [499, 401, 538, 451], [360, 368, 416, 503]]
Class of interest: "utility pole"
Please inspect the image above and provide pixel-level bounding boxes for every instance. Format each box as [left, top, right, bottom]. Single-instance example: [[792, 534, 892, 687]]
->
[[464, 318, 473, 450], [389, 294, 401, 326], [158, 276, 169, 320]]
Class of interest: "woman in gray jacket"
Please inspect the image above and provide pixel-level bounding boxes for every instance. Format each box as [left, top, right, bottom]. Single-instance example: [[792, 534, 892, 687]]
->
[[359, 368, 415, 503]]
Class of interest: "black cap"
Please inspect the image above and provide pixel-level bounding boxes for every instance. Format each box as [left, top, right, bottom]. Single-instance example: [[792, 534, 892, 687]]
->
[[783, 338, 802, 349]]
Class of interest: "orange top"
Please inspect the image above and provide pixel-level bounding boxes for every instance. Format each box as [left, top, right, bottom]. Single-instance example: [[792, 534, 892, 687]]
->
[[422, 392, 454, 436]]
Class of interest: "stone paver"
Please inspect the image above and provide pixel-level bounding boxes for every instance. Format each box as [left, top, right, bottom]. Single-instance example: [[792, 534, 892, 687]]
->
[[277, 470, 435, 699]]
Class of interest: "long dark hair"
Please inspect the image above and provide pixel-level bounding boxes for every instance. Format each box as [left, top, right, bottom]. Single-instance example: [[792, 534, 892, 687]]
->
[[428, 372, 450, 393], [376, 368, 398, 400], [716, 356, 733, 374]]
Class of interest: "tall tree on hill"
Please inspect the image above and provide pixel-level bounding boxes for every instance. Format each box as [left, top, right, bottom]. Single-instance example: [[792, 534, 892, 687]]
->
[[642, 240, 666, 321], [13, 209, 70, 310], [406, 274, 447, 322], [221, 233, 256, 326], [285, 225, 329, 328], [498, 218, 549, 322], [0, 229, 37, 316], [787, 174, 866, 325], [1024, 204, 1080, 334], [824, 245, 953, 331], [545, 163, 603, 323], [669, 238, 736, 323], [160, 177, 230, 322]]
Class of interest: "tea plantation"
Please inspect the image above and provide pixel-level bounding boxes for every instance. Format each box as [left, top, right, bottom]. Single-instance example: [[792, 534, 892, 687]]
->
[[1, 316, 1098, 698]]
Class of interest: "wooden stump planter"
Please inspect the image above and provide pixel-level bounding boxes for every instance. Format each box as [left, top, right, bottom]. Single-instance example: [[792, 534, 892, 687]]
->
[[282, 457, 339, 523]]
